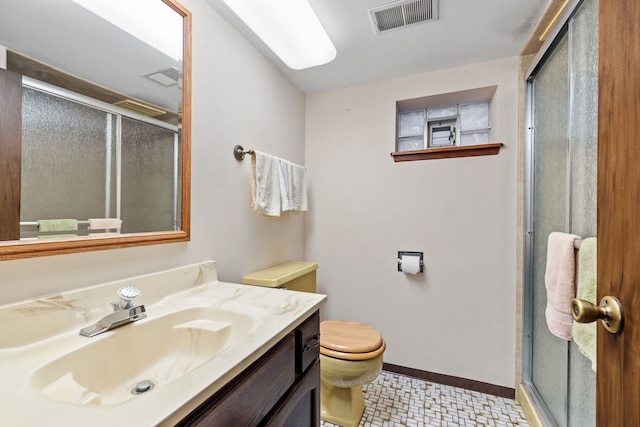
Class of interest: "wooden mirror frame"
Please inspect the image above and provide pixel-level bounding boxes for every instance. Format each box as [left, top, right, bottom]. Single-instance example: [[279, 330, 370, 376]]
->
[[0, 0, 191, 261]]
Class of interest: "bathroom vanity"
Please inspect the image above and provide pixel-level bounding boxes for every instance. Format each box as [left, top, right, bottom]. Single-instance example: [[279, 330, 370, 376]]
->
[[0, 261, 326, 426], [176, 311, 320, 426]]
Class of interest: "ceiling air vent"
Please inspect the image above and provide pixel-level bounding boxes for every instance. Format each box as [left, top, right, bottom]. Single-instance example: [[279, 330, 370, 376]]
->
[[144, 67, 180, 87], [369, 0, 439, 34]]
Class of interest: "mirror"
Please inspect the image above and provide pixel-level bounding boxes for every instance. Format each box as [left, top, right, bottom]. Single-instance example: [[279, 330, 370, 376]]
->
[[0, 0, 191, 260]]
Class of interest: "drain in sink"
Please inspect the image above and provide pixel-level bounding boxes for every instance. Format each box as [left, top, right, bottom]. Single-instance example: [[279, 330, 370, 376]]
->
[[131, 380, 155, 395]]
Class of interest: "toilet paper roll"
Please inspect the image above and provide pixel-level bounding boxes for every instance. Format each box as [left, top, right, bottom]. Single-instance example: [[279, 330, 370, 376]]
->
[[401, 255, 421, 274]]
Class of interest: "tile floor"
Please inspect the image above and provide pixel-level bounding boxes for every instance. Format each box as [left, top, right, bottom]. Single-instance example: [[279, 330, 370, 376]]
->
[[321, 371, 530, 427]]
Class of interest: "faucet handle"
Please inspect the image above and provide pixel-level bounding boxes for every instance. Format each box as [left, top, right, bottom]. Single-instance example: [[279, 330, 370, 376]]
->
[[116, 285, 141, 309]]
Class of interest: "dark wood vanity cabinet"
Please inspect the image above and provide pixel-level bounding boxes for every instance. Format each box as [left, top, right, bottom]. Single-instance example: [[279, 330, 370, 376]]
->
[[176, 311, 321, 427]]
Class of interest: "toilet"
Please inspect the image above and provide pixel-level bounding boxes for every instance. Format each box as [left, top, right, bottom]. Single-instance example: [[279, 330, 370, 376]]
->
[[242, 262, 386, 427], [319, 320, 385, 426]]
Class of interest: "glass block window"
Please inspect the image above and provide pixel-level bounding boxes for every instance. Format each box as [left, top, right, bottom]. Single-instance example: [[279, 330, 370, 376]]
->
[[397, 136, 425, 151], [398, 110, 425, 137], [460, 102, 490, 129], [398, 110, 425, 151], [460, 130, 490, 146], [396, 100, 491, 152], [427, 105, 457, 119], [459, 101, 491, 147]]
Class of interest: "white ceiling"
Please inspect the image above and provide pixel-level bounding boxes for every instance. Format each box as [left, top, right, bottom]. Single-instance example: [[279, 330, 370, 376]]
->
[[206, 0, 549, 93], [0, 0, 550, 102]]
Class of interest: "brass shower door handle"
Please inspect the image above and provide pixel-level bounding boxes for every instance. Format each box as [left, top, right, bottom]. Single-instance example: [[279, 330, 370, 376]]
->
[[571, 296, 624, 334]]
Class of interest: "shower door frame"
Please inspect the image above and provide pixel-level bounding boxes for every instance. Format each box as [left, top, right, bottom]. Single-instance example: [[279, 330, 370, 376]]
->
[[522, 0, 594, 425], [21, 77, 181, 235]]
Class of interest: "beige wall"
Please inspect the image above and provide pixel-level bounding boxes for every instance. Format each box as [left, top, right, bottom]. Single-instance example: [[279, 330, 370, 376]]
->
[[0, 0, 306, 306], [305, 56, 520, 388]]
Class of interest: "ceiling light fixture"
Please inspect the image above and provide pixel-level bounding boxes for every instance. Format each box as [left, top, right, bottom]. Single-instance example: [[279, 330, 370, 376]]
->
[[71, 0, 183, 61], [220, 0, 336, 70]]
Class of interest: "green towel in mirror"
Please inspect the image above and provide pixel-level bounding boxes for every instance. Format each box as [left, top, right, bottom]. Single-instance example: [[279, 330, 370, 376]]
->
[[37, 219, 78, 238]]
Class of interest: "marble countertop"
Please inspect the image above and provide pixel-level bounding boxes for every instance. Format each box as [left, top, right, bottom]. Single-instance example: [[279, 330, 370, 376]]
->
[[0, 261, 326, 426]]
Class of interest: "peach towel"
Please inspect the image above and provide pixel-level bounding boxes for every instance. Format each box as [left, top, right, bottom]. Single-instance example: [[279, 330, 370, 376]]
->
[[545, 232, 581, 340]]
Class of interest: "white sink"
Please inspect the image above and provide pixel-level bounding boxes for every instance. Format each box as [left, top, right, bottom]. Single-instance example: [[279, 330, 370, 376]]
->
[[30, 306, 259, 405], [0, 261, 326, 426]]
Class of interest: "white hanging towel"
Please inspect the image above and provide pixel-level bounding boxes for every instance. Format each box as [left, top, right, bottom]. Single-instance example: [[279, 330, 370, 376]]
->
[[88, 218, 122, 230], [278, 158, 308, 213], [251, 151, 282, 217]]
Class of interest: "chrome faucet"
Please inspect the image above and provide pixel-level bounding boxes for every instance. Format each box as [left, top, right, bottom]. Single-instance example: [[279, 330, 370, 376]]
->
[[79, 286, 147, 337]]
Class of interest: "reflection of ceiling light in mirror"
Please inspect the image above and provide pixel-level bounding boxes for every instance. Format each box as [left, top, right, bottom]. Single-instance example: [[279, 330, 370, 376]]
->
[[71, 0, 182, 61], [221, 0, 336, 70]]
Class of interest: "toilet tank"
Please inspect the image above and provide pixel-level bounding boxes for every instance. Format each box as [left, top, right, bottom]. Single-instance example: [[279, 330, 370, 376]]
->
[[242, 261, 318, 293]]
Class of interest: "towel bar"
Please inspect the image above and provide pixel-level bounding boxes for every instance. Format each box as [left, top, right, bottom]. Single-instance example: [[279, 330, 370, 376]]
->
[[20, 220, 90, 226], [233, 145, 255, 161]]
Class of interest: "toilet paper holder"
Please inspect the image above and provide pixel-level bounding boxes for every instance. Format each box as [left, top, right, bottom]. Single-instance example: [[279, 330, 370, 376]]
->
[[397, 251, 424, 273]]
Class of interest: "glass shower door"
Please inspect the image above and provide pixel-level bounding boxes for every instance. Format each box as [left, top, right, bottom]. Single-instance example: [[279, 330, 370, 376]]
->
[[524, 0, 598, 425], [530, 32, 572, 426]]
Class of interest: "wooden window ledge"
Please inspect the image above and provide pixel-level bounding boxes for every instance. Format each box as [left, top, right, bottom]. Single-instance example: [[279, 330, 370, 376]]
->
[[390, 143, 503, 162]]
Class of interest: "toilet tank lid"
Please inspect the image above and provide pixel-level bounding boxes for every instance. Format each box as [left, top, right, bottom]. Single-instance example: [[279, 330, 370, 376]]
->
[[241, 261, 318, 288]]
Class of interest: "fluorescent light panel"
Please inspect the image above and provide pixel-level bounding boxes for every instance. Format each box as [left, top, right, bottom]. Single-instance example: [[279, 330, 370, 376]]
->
[[72, 0, 183, 61], [221, 0, 336, 70]]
